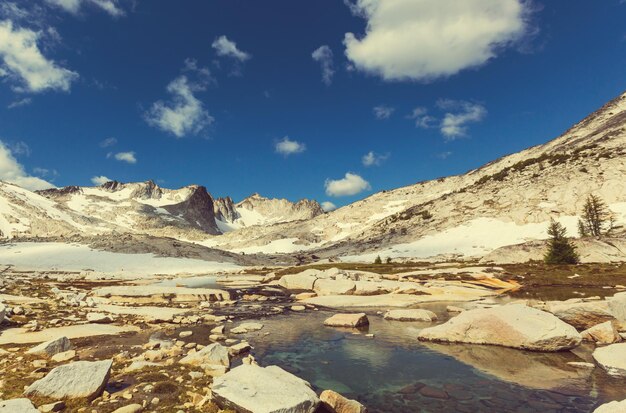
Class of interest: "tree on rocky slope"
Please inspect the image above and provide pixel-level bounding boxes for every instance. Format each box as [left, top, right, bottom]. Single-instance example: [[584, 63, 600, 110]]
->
[[578, 194, 613, 237], [545, 219, 579, 265]]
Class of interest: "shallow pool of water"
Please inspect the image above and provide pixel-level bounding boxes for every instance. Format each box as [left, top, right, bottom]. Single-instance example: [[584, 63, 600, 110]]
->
[[154, 275, 220, 289], [237, 307, 626, 413]]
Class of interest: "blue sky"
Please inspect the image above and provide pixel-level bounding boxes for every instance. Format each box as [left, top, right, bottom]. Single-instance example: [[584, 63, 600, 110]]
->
[[0, 0, 625, 209]]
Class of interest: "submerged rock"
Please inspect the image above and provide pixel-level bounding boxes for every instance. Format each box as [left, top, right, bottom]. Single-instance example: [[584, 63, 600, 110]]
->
[[384, 309, 437, 322], [417, 304, 581, 351], [593, 343, 626, 377], [212, 364, 319, 413], [324, 313, 369, 328], [0, 398, 38, 413], [25, 359, 112, 400], [320, 390, 368, 413], [26, 336, 71, 357]]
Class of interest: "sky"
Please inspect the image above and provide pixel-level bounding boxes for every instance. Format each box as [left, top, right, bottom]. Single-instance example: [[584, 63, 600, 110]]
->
[[0, 0, 625, 210]]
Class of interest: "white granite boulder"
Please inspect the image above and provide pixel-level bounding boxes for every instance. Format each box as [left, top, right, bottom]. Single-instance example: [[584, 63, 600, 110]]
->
[[545, 300, 614, 329], [25, 359, 112, 400], [278, 271, 319, 291], [324, 313, 369, 328], [313, 279, 356, 296], [593, 343, 626, 377], [179, 343, 230, 368], [417, 304, 582, 351], [581, 321, 622, 345], [212, 364, 319, 413], [384, 309, 437, 322], [0, 398, 39, 413], [320, 390, 367, 413], [231, 322, 264, 334], [609, 293, 626, 322], [26, 336, 71, 357], [594, 399, 626, 412]]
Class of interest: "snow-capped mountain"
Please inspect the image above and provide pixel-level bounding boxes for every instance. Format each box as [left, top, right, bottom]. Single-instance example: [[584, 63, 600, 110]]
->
[[2, 91, 626, 263]]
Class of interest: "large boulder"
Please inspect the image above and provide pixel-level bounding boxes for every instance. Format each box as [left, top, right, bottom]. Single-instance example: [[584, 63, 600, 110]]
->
[[25, 359, 112, 400], [278, 271, 319, 291], [594, 399, 626, 412], [545, 300, 614, 329], [212, 364, 320, 413], [593, 343, 626, 377], [26, 336, 71, 357], [384, 309, 437, 322], [417, 304, 582, 351], [0, 303, 5, 324], [179, 343, 230, 368], [324, 313, 369, 328], [0, 398, 39, 413], [313, 279, 356, 296], [231, 322, 264, 334], [609, 293, 626, 322], [320, 390, 367, 413], [581, 321, 621, 345]]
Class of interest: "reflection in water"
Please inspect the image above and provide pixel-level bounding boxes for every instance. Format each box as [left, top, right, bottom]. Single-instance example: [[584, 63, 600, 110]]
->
[[154, 275, 219, 288], [240, 310, 626, 413]]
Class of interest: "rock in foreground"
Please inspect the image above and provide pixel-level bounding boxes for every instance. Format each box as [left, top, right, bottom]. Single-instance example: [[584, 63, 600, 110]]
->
[[593, 343, 626, 377], [26, 336, 71, 357], [594, 399, 626, 412], [25, 359, 112, 400], [545, 300, 614, 330], [384, 309, 437, 322], [320, 390, 368, 413], [212, 364, 319, 413], [417, 304, 581, 351], [324, 313, 369, 328], [0, 398, 38, 413], [179, 343, 230, 368]]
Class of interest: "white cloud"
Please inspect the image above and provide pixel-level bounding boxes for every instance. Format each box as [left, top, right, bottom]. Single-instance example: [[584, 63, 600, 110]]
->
[[91, 175, 111, 185], [373, 105, 394, 120], [145, 75, 214, 138], [321, 201, 337, 212], [408, 107, 437, 128], [311, 45, 334, 86], [343, 0, 530, 81], [45, 0, 125, 17], [437, 99, 486, 139], [275, 137, 306, 156], [0, 140, 54, 190], [99, 137, 117, 148], [325, 172, 371, 197], [113, 151, 136, 164], [436, 151, 453, 160], [7, 97, 31, 108], [212, 35, 251, 62], [0, 20, 78, 93], [362, 151, 389, 167]]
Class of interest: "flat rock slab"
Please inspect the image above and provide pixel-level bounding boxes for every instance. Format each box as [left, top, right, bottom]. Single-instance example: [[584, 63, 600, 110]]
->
[[384, 309, 437, 322], [303, 291, 491, 308], [179, 343, 230, 367], [231, 322, 264, 334], [0, 398, 39, 413], [324, 313, 369, 328], [92, 285, 230, 303], [212, 364, 319, 413], [593, 343, 626, 377], [0, 324, 139, 345], [417, 304, 582, 351], [25, 359, 112, 400], [95, 304, 188, 322], [0, 294, 44, 304]]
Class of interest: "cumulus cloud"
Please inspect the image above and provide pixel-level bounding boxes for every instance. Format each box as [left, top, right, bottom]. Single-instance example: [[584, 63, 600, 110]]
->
[[321, 201, 337, 212], [343, 0, 531, 81], [437, 99, 486, 139], [325, 172, 371, 197], [0, 20, 78, 93], [91, 175, 111, 185], [212, 35, 251, 62], [99, 137, 117, 148], [275, 137, 306, 156], [145, 75, 214, 138], [362, 151, 389, 167], [113, 151, 136, 164], [408, 107, 437, 128], [373, 105, 394, 120], [311, 45, 334, 86], [0, 140, 54, 190], [45, 0, 125, 17]]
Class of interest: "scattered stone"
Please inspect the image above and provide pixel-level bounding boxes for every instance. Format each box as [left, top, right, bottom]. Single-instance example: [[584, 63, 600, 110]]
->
[[383, 309, 437, 322], [581, 321, 622, 345], [179, 331, 193, 338], [231, 322, 264, 334], [51, 350, 76, 363], [212, 364, 320, 413], [38, 401, 65, 412], [86, 313, 114, 324], [295, 292, 317, 300], [291, 305, 306, 311], [446, 306, 464, 313], [567, 362, 595, 369], [593, 343, 626, 377], [324, 313, 369, 328], [417, 304, 582, 351], [320, 389, 367, 413], [111, 405, 143, 413], [179, 343, 230, 368], [26, 336, 71, 357], [0, 398, 38, 413], [210, 325, 224, 334], [229, 342, 251, 356], [25, 359, 112, 400]]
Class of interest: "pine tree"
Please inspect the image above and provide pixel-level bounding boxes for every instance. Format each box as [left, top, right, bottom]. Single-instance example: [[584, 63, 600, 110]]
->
[[544, 219, 579, 265], [580, 194, 612, 237], [374, 255, 382, 264]]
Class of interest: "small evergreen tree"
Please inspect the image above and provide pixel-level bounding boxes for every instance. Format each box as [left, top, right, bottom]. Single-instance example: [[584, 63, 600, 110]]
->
[[374, 255, 382, 264], [386, 257, 392, 264], [544, 219, 579, 265], [579, 194, 612, 237]]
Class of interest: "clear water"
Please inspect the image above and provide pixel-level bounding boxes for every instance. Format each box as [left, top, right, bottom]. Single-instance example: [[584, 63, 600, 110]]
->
[[237, 306, 626, 413], [154, 275, 220, 289]]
